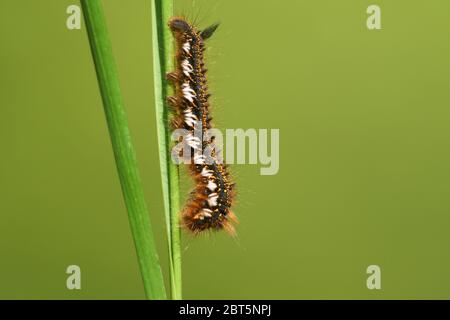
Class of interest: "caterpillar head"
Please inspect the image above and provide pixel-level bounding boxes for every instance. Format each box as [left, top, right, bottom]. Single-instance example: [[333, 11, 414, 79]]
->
[[168, 17, 191, 33], [168, 17, 219, 41]]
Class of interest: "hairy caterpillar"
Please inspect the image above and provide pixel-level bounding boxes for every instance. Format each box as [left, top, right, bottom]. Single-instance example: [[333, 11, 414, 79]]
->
[[167, 17, 237, 235]]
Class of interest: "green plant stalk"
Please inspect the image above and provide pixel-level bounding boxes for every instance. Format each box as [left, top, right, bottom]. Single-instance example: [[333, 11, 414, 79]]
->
[[151, 0, 182, 300], [80, 0, 166, 300]]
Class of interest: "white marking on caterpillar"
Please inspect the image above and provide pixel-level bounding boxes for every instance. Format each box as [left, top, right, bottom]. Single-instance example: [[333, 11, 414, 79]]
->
[[183, 108, 197, 127], [194, 154, 206, 164], [182, 42, 190, 54], [202, 208, 213, 217], [185, 134, 201, 149], [207, 193, 218, 207], [201, 167, 214, 178], [182, 83, 196, 102], [206, 180, 217, 191], [181, 59, 193, 76]]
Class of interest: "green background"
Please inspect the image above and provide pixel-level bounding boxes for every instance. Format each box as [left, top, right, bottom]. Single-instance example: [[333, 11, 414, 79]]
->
[[1, 0, 450, 299]]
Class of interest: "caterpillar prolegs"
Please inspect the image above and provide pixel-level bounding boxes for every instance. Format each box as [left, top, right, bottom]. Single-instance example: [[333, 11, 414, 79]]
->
[[167, 17, 237, 235]]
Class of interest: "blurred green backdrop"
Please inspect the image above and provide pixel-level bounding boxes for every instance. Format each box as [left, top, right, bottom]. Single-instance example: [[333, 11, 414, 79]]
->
[[1, 0, 450, 299]]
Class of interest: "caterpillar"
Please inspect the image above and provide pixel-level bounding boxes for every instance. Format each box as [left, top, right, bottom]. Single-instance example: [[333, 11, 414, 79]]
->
[[167, 17, 237, 235]]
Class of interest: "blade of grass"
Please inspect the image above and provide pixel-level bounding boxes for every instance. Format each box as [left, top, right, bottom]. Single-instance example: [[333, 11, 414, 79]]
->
[[80, 0, 166, 300], [151, 0, 182, 299]]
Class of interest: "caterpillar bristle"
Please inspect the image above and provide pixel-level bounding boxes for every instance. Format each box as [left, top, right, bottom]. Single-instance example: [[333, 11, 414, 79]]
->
[[200, 23, 220, 40]]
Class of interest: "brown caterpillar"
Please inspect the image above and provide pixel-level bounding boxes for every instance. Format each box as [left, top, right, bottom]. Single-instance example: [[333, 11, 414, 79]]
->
[[167, 17, 237, 235]]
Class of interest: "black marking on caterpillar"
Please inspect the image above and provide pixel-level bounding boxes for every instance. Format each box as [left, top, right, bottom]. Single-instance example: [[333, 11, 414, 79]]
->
[[167, 17, 237, 235]]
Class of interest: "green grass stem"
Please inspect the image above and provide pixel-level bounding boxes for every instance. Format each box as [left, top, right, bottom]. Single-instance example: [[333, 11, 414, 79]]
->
[[151, 0, 182, 300], [80, 0, 166, 300]]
